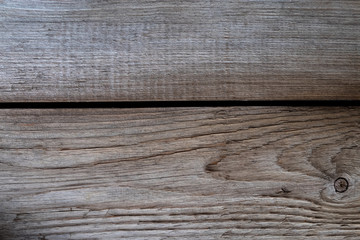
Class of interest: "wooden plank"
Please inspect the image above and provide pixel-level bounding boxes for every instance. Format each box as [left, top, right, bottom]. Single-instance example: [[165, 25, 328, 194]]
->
[[0, 107, 359, 239], [0, 0, 359, 102]]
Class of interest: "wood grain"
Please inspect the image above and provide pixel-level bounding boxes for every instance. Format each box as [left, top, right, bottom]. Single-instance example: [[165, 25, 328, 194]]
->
[[0, 107, 359, 239], [0, 0, 359, 102]]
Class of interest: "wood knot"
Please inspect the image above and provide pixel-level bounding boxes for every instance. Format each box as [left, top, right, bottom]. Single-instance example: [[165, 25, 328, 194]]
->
[[334, 177, 349, 193]]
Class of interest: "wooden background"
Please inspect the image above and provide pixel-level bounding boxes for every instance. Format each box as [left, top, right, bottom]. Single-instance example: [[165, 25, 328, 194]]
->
[[1, 107, 360, 240], [0, 0, 359, 102], [0, 1, 360, 240]]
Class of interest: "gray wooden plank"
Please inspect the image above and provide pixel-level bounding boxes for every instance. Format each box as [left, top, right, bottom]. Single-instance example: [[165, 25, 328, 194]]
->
[[0, 0, 359, 102], [0, 107, 359, 239]]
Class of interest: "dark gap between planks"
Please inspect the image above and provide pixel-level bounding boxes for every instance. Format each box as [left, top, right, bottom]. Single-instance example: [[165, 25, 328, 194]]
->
[[0, 101, 359, 109]]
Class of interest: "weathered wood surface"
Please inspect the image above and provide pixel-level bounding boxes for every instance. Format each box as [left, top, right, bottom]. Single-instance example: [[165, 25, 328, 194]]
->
[[0, 107, 359, 239], [1, 0, 359, 102]]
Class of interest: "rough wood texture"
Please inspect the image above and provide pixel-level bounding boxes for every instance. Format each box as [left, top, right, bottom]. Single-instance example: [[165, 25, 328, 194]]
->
[[0, 0, 359, 102], [0, 107, 359, 239]]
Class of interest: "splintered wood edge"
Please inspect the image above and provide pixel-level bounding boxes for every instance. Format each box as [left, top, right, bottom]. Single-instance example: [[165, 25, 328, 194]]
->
[[0, 106, 359, 239]]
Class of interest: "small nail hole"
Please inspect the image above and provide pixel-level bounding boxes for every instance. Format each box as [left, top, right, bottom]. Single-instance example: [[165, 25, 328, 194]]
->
[[334, 177, 349, 193]]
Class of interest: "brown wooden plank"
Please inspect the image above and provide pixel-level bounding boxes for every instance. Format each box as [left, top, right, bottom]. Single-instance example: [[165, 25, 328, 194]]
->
[[0, 0, 359, 102], [0, 107, 359, 239]]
